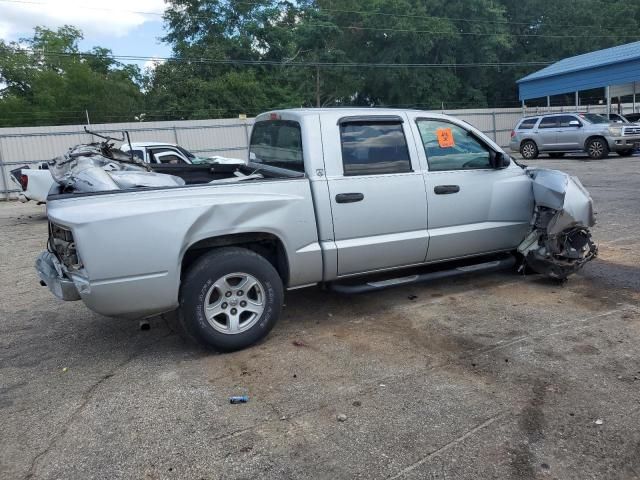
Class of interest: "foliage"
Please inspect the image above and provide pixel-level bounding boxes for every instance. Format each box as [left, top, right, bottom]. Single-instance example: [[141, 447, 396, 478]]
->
[[2, 1, 640, 126], [0, 26, 143, 126]]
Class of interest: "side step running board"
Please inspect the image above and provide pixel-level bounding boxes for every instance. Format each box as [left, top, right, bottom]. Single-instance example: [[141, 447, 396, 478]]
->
[[328, 256, 516, 294]]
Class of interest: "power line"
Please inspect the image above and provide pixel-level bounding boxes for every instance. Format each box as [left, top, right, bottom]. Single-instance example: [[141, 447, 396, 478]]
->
[[0, 0, 633, 39], [17, 49, 554, 69]]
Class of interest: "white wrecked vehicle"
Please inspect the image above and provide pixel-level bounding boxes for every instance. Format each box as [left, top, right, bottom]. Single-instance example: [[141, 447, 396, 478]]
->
[[36, 109, 598, 352]]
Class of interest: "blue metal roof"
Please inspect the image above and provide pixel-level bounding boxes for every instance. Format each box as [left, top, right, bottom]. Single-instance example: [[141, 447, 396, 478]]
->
[[517, 41, 640, 101]]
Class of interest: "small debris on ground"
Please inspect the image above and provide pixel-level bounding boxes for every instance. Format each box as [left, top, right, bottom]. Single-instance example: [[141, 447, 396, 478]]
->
[[408, 295, 417, 301], [595, 418, 603, 425], [379, 384, 386, 387], [541, 463, 550, 470], [229, 395, 249, 404], [61, 367, 68, 373], [337, 413, 347, 422], [352, 400, 362, 407], [292, 340, 308, 347], [139, 319, 150, 331]]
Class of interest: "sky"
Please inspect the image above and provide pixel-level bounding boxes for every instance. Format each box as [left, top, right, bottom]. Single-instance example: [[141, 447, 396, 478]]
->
[[0, 0, 172, 69]]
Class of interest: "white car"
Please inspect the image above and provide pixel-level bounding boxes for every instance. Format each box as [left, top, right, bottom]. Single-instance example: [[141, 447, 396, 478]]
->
[[10, 164, 53, 204], [120, 142, 245, 166], [11, 142, 244, 203]]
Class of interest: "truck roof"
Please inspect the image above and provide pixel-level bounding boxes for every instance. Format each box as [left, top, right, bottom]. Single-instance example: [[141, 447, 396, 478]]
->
[[122, 142, 178, 149], [258, 107, 449, 119]]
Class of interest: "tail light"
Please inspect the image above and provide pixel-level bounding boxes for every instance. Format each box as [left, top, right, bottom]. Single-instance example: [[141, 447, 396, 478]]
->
[[510, 130, 516, 138], [20, 174, 28, 191]]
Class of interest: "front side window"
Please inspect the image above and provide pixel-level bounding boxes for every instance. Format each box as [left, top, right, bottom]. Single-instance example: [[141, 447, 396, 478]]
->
[[339, 122, 411, 176], [558, 115, 580, 127], [157, 153, 186, 164], [539, 117, 559, 129], [249, 120, 304, 172], [416, 120, 491, 171]]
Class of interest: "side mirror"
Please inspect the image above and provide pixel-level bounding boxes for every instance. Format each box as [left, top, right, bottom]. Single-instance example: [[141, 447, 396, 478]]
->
[[491, 151, 510, 169], [569, 120, 581, 127]]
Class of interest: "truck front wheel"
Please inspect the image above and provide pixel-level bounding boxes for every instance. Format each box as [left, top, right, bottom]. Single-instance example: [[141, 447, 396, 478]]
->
[[180, 247, 283, 351]]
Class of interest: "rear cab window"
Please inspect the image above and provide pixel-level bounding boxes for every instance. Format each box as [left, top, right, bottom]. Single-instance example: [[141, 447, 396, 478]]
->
[[339, 120, 412, 176], [249, 120, 304, 173], [518, 118, 538, 130]]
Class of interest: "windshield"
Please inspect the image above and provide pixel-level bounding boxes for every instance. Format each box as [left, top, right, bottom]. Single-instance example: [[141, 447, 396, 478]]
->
[[176, 146, 196, 159], [249, 120, 304, 172], [578, 113, 609, 124]]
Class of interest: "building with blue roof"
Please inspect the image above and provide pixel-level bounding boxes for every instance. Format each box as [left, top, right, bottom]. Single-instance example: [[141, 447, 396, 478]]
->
[[517, 41, 640, 112]]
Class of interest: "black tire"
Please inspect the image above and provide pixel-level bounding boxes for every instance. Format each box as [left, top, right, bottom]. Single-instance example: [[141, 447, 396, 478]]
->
[[179, 247, 283, 352], [586, 137, 609, 159], [548, 152, 565, 158], [520, 140, 538, 159], [617, 149, 634, 157]]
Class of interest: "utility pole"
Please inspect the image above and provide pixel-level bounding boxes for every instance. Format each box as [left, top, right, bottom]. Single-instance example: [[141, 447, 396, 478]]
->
[[315, 66, 321, 108]]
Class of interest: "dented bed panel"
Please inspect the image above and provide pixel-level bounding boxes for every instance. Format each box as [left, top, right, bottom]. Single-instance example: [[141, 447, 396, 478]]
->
[[46, 179, 322, 318]]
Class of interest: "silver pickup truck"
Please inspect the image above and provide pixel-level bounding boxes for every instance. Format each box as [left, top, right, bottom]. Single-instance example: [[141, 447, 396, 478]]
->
[[36, 109, 597, 351]]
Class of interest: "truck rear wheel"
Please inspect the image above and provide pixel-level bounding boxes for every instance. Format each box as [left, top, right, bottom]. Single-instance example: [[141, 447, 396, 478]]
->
[[180, 247, 283, 352]]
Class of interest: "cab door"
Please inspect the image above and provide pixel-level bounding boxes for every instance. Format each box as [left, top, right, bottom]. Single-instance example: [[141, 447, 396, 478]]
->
[[321, 113, 429, 276], [408, 116, 532, 262]]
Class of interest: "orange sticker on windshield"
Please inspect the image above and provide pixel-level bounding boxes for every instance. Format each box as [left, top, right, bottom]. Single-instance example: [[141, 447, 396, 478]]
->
[[436, 127, 455, 148]]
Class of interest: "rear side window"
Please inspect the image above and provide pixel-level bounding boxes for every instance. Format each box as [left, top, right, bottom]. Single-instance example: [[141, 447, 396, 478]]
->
[[539, 117, 559, 129], [340, 122, 412, 176], [249, 120, 304, 172], [518, 118, 538, 130], [130, 150, 145, 161]]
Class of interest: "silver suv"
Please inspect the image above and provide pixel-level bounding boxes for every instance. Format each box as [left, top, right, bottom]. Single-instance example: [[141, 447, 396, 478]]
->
[[510, 112, 640, 160]]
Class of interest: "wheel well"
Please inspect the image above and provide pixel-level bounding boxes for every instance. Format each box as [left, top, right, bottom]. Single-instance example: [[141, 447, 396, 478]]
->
[[181, 233, 290, 286], [584, 135, 607, 149]]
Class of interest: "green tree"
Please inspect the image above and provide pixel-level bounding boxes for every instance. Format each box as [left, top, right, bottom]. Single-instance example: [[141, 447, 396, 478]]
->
[[0, 26, 144, 126]]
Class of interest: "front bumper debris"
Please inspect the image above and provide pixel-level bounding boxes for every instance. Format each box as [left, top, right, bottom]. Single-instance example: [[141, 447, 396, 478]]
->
[[35, 251, 81, 301]]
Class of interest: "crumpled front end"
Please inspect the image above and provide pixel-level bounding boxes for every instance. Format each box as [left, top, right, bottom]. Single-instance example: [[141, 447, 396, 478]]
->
[[518, 168, 598, 280]]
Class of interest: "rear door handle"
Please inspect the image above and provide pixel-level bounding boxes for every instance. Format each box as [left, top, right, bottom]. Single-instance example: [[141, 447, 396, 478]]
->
[[434, 185, 460, 195], [335, 193, 364, 203]]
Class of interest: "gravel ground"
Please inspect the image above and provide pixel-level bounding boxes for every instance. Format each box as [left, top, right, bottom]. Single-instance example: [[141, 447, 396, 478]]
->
[[1, 154, 639, 480]]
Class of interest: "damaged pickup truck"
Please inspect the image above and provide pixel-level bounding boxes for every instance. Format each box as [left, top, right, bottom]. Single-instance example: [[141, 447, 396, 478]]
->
[[36, 109, 597, 351]]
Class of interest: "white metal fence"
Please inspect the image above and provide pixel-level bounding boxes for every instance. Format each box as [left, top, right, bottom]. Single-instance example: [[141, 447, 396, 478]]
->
[[0, 103, 621, 199]]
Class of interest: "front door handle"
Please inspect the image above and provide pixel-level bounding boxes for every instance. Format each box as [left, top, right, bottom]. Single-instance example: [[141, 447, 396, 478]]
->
[[336, 192, 364, 203], [434, 185, 460, 195]]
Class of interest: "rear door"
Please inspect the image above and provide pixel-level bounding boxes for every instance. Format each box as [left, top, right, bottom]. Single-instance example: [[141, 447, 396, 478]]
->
[[321, 113, 429, 276], [535, 116, 559, 151]]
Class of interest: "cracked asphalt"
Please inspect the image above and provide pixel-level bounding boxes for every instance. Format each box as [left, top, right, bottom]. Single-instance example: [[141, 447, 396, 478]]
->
[[1, 154, 639, 480]]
